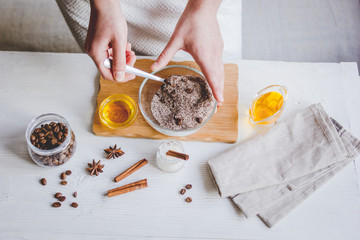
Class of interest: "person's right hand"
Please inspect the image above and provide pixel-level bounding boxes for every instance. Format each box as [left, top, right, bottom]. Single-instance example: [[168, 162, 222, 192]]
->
[[84, 0, 136, 82]]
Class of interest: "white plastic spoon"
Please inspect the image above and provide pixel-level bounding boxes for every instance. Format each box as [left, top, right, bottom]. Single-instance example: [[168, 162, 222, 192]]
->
[[103, 58, 164, 82]]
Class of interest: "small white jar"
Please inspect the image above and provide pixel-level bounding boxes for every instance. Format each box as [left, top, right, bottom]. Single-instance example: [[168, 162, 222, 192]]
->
[[156, 140, 187, 173]]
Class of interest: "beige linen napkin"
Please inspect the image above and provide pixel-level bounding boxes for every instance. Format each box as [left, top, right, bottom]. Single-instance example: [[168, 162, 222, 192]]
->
[[208, 103, 360, 228]]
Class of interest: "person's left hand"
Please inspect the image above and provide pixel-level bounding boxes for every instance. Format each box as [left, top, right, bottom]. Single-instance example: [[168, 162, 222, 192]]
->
[[150, 2, 224, 105]]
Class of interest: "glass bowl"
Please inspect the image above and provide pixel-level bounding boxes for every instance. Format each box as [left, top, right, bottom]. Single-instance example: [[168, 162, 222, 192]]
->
[[138, 65, 217, 137], [98, 94, 138, 129]]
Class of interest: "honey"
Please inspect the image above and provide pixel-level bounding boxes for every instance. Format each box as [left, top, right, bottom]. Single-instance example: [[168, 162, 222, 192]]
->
[[249, 85, 287, 131], [99, 94, 138, 129], [251, 91, 284, 121], [103, 100, 130, 124]]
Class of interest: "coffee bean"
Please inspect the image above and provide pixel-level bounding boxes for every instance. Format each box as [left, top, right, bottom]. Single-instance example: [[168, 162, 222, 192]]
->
[[40, 178, 47, 186], [180, 189, 186, 195], [71, 202, 78, 208], [195, 117, 203, 123], [31, 122, 68, 150], [73, 192, 77, 198], [174, 117, 183, 125], [60, 172, 66, 180], [185, 197, 192, 203], [185, 184, 192, 190], [55, 192, 62, 198], [52, 202, 61, 208], [185, 88, 193, 94], [65, 170, 72, 175], [59, 196, 66, 202], [51, 138, 58, 146], [60, 181, 67, 185], [57, 131, 63, 140]]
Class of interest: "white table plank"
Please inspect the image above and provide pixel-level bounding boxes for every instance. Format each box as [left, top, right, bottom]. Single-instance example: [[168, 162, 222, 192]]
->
[[0, 52, 359, 239]]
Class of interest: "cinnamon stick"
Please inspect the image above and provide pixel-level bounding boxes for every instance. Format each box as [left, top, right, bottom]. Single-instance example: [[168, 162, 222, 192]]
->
[[166, 150, 189, 160], [107, 179, 148, 197], [114, 158, 148, 182]]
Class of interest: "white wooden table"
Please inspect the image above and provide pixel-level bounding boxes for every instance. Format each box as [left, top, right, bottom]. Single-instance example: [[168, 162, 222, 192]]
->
[[0, 51, 359, 239]]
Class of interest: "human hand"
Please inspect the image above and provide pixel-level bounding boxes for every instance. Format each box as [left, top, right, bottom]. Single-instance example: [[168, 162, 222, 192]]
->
[[85, 0, 136, 82], [151, 0, 224, 105]]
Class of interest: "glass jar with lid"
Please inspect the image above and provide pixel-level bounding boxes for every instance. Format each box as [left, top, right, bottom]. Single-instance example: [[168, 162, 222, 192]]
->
[[156, 140, 187, 173], [25, 113, 76, 167]]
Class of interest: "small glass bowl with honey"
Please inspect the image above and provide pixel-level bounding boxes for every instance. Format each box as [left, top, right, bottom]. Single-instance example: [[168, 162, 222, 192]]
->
[[99, 94, 138, 129], [249, 85, 288, 132]]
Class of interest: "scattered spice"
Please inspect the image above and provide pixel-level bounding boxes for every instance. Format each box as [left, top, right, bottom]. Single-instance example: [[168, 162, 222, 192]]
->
[[185, 184, 192, 190], [166, 150, 189, 160], [104, 144, 125, 159], [52, 202, 61, 208], [180, 189, 186, 195], [58, 196, 66, 202], [71, 202, 78, 208], [60, 172, 66, 180], [55, 192, 62, 198], [60, 180, 67, 185], [114, 159, 148, 182], [185, 197, 192, 203], [107, 179, 148, 197], [87, 159, 104, 176], [40, 178, 47, 186], [65, 170, 72, 175]]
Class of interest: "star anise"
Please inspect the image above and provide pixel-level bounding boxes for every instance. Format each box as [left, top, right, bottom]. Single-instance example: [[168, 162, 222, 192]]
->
[[86, 160, 104, 176], [104, 144, 125, 159]]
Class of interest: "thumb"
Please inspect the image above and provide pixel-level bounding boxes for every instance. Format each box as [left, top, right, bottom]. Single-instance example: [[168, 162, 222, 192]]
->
[[111, 39, 127, 82], [151, 39, 181, 71]]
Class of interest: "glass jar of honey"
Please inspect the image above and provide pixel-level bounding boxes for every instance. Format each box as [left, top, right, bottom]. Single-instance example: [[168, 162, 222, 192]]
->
[[249, 85, 288, 132], [99, 94, 138, 129]]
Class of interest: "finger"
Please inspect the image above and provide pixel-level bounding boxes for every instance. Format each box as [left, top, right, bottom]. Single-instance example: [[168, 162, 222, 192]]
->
[[151, 39, 182, 71], [127, 51, 136, 66], [124, 73, 136, 81], [126, 42, 131, 51], [194, 56, 224, 105], [108, 48, 113, 59], [111, 39, 127, 82], [91, 47, 115, 81], [123, 52, 137, 82]]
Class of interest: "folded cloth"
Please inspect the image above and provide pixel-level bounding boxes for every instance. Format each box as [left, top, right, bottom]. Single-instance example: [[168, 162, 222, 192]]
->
[[208, 103, 360, 228]]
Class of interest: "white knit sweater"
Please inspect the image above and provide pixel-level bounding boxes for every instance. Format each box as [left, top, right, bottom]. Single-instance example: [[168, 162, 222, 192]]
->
[[56, 0, 242, 58]]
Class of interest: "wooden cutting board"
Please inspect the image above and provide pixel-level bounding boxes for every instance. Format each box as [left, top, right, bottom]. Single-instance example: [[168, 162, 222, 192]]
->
[[93, 59, 238, 143]]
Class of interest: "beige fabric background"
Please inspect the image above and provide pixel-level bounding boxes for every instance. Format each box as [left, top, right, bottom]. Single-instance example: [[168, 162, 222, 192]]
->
[[1, 0, 359, 67], [0, 0, 81, 52]]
